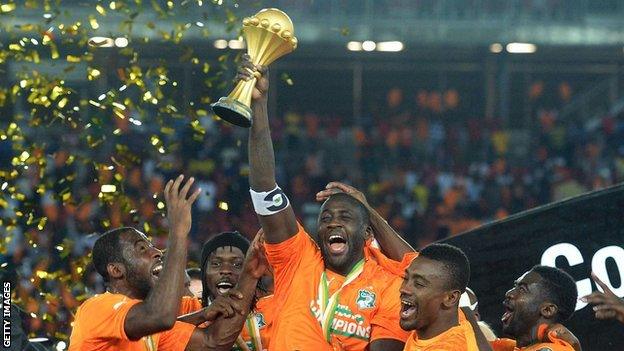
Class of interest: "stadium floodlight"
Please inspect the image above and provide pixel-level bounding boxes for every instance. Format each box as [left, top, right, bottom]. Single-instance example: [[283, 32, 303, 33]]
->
[[362, 40, 376, 51], [506, 42, 536, 54], [214, 39, 228, 49], [347, 41, 362, 51], [114, 37, 129, 48], [376, 41, 404, 52], [88, 36, 114, 47], [489, 43, 503, 53]]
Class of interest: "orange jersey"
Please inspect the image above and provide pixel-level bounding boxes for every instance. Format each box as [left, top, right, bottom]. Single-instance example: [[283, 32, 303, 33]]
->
[[264, 224, 410, 351], [403, 311, 479, 351], [179, 296, 202, 315], [69, 292, 195, 351], [234, 294, 275, 351], [490, 324, 575, 351]]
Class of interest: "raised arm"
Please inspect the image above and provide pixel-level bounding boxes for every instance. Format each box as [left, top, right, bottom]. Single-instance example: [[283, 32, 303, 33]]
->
[[185, 231, 269, 350], [124, 175, 201, 340], [461, 307, 494, 351], [243, 54, 298, 244], [316, 181, 415, 260]]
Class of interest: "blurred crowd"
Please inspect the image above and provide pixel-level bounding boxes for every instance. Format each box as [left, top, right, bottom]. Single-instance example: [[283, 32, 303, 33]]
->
[[272, 0, 591, 20], [4, 77, 624, 343]]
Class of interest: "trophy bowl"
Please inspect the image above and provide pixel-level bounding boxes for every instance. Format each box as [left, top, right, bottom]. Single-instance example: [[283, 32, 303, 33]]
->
[[211, 8, 298, 128]]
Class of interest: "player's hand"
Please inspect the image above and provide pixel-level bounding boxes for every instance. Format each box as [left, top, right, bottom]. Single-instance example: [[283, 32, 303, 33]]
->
[[544, 324, 581, 351], [315, 181, 369, 207], [199, 293, 245, 325], [243, 229, 269, 279], [236, 53, 268, 102], [581, 272, 624, 324], [164, 175, 201, 238]]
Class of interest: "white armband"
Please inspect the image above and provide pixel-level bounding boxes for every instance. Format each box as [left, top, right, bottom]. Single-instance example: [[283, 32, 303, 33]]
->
[[250, 185, 290, 216]]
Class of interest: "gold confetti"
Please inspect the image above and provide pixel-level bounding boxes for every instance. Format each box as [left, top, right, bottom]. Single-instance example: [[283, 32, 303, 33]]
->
[[88, 68, 101, 80], [88, 16, 99, 29], [36, 271, 48, 279], [0, 3, 16, 12], [100, 184, 116, 193], [66, 55, 81, 63], [1, 0, 243, 344], [18, 150, 30, 162], [95, 4, 106, 15]]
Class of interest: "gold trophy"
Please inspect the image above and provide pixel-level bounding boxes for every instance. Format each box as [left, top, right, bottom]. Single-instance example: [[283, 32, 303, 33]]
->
[[211, 8, 298, 127]]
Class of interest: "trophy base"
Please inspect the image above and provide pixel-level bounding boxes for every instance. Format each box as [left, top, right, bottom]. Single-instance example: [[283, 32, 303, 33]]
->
[[210, 97, 252, 128]]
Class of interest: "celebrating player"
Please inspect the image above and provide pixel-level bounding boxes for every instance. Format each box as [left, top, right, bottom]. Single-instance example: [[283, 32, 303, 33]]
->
[[196, 230, 275, 351], [399, 243, 482, 350], [492, 265, 578, 351], [69, 175, 266, 350], [243, 54, 410, 350]]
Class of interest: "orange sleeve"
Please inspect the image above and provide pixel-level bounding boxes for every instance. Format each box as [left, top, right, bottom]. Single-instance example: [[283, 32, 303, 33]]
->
[[364, 243, 419, 277], [369, 277, 410, 343], [263, 223, 320, 294], [78, 294, 141, 341], [178, 296, 202, 315], [157, 321, 196, 351], [399, 252, 419, 270]]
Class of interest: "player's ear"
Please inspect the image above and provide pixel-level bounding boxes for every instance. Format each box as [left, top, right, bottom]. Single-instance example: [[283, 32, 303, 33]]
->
[[444, 290, 462, 308], [540, 302, 558, 320], [107, 262, 126, 280]]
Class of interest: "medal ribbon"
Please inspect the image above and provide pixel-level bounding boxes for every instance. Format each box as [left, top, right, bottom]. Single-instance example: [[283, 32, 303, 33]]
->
[[235, 335, 251, 351], [246, 313, 263, 351], [318, 259, 365, 343]]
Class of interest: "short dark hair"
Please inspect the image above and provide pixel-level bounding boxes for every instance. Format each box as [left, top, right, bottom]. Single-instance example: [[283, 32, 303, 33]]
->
[[419, 243, 470, 292], [324, 193, 370, 225], [186, 267, 202, 280], [92, 227, 135, 282], [531, 265, 578, 321]]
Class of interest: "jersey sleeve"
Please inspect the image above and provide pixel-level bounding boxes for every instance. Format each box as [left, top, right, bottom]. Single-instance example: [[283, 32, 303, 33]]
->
[[157, 321, 196, 351], [364, 243, 418, 277], [263, 222, 321, 294], [369, 277, 411, 343], [78, 294, 141, 341], [489, 338, 516, 351]]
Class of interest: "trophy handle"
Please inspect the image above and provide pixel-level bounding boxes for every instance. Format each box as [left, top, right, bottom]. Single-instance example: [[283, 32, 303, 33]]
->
[[211, 77, 257, 128]]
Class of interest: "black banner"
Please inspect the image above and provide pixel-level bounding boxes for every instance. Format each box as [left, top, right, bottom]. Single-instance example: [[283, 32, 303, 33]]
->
[[442, 184, 624, 350]]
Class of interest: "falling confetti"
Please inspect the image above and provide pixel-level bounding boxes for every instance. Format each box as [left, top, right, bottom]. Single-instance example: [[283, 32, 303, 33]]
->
[[0, 0, 249, 344]]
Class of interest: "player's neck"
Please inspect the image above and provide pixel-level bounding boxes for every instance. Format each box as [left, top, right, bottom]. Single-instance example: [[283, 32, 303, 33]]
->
[[325, 252, 365, 276], [516, 320, 549, 347], [417, 309, 459, 340], [108, 282, 144, 300]]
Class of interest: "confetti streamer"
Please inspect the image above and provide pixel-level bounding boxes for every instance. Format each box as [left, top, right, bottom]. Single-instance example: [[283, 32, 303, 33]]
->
[[0, 0, 247, 343]]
